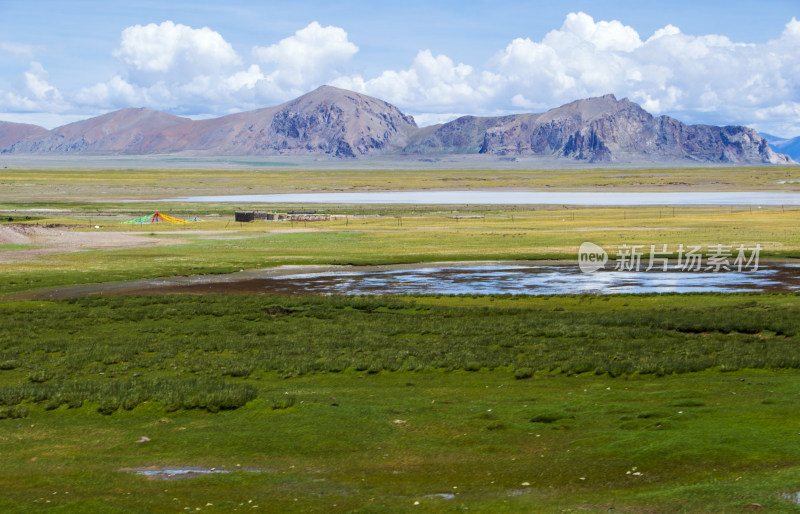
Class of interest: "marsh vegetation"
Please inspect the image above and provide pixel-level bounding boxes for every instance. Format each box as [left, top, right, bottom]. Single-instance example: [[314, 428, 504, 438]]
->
[[1, 166, 799, 511], [1, 294, 798, 412]]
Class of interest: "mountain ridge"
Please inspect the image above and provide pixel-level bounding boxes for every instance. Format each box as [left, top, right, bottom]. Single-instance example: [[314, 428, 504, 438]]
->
[[0, 86, 793, 164], [765, 135, 800, 161], [0, 121, 49, 149]]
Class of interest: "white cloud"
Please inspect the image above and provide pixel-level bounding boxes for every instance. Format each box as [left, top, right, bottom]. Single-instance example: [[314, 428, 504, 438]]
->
[[76, 76, 133, 106], [253, 21, 358, 93], [0, 62, 68, 113], [0, 112, 89, 129], [647, 24, 681, 42], [225, 65, 265, 91], [23, 62, 63, 104], [752, 101, 800, 139], [69, 21, 359, 113], [333, 50, 499, 112], [2, 14, 800, 137], [114, 21, 241, 85], [557, 12, 642, 52], [396, 12, 797, 136], [0, 42, 39, 60], [783, 17, 800, 40], [69, 21, 258, 113], [333, 12, 800, 135], [409, 112, 470, 127]]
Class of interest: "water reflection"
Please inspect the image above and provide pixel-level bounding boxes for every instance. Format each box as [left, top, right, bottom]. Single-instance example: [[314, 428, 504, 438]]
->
[[259, 264, 800, 295], [18, 263, 798, 299]]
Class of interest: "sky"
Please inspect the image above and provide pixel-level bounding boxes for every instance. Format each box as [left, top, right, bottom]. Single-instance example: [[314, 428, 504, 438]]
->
[[1, 0, 799, 137]]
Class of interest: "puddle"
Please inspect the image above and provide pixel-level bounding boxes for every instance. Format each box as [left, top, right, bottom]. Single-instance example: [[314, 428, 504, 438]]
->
[[785, 492, 800, 504], [121, 466, 258, 480], [423, 493, 456, 500]]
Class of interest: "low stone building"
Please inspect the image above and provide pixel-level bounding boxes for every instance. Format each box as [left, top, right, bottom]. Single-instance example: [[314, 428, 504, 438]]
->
[[235, 211, 332, 222]]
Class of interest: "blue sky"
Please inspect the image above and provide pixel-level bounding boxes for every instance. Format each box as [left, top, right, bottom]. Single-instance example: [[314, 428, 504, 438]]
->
[[1, 0, 799, 136]]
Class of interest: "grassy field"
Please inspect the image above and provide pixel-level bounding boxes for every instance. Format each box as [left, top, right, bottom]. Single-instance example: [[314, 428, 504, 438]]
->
[[1, 166, 799, 511], [0, 165, 797, 296], [1, 294, 800, 512], [1, 204, 799, 296], [0, 165, 799, 203]]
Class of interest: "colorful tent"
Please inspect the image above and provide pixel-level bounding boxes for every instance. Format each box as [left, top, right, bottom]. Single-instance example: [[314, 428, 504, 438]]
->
[[123, 212, 188, 224]]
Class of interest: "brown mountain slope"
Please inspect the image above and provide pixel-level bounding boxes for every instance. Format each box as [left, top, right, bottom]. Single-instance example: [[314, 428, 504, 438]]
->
[[174, 85, 418, 156], [5, 108, 191, 154], [0, 121, 48, 149], [1, 86, 418, 157]]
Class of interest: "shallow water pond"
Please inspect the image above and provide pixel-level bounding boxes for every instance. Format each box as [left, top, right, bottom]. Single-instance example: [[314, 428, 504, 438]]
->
[[249, 264, 800, 295], [88, 263, 800, 296]]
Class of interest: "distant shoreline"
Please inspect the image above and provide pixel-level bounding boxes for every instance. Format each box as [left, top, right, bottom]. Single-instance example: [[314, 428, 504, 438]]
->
[[2, 154, 799, 171]]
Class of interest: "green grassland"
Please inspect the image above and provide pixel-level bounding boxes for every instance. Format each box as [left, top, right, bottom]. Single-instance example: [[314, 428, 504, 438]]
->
[[0, 165, 797, 296], [1, 166, 800, 512], [1, 294, 800, 512], [1, 205, 799, 296], [0, 165, 799, 203]]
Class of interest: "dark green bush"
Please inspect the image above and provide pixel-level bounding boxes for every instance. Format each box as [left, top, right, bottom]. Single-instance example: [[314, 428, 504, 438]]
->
[[27, 371, 51, 383], [271, 396, 296, 410], [0, 405, 29, 419], [0, 293, 798, 417], [530, 412, 570, 424], [514, 368, 534, 379]]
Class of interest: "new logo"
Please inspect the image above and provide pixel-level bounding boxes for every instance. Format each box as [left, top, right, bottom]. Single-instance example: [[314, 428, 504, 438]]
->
[[578, 242, 608, 273]]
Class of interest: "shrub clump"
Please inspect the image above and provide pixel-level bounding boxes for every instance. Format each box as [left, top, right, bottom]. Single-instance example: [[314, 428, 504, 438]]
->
[[514, 368, 534, 379], [271, 396, 296, 410], [0, 378, 258, 415], [27, 371, 51, 384], [0, 405, 29, 419], [530, 412, 571, 424]]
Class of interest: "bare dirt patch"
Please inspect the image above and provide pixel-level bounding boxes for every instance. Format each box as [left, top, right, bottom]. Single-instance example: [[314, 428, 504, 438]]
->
[[0, 223, 190, 263], [0, 224, 33, 245]]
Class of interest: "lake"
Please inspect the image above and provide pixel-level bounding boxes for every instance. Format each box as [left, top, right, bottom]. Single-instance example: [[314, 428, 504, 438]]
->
[[167, 191, 800, 205]]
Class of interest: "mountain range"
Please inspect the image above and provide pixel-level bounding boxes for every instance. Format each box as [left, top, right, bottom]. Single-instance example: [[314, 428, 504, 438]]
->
[[0, 86, 793, 164]]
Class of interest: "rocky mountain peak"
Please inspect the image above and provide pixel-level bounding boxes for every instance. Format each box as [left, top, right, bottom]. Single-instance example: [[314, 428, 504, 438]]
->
[[265, 85, 418, 157], [540, 94, 647, 123]]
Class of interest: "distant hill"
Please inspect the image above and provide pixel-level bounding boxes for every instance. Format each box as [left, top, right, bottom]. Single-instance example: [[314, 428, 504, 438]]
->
[[0, 121, 48, 149], [766, 136, 800, 161], [5, 108, 192, 154], [759, 132, 785, 143], [0, 86, 793, 164]]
